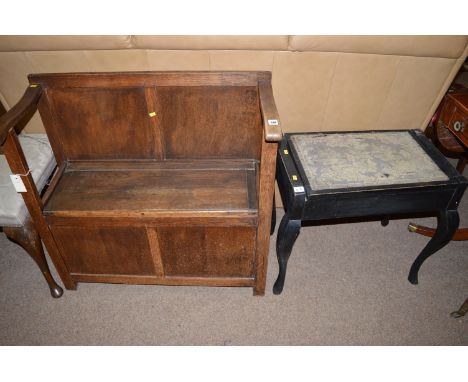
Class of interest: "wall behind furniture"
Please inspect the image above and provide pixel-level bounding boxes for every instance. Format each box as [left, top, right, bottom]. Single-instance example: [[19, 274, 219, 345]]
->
[[0, 35, 467, 135]]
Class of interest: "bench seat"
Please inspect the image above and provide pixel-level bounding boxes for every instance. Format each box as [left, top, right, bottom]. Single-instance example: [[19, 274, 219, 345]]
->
[[44, 159, 258, 223]]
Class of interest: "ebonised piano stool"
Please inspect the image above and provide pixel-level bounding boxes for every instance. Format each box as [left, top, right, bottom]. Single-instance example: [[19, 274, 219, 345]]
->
[[272, 130, 467, 294]]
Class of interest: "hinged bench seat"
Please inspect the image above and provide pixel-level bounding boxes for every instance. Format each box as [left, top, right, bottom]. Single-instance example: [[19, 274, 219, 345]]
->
[[44, 159, 258, 224]]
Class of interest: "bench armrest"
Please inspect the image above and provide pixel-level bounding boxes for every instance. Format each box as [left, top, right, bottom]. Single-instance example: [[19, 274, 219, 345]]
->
[[0, 85, 43, 146], [259, 81, 283, 142]]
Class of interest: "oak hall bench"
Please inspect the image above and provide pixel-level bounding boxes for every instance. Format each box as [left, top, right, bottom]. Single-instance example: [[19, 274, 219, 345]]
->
[[0, 71, 282, 296]]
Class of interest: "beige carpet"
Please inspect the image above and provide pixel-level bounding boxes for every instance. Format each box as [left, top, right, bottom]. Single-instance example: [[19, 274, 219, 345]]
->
[[1, 188, 467, 345]]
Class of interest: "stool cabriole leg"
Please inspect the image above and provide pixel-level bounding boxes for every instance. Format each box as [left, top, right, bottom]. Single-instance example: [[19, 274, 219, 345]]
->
[[273, 214, 301, 295], [4, 217, 63, 298], [408, 209, 459, 284]]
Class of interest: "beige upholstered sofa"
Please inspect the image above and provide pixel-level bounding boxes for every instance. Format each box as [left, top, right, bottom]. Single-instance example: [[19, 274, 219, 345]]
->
[[0, 35, 467, 136]]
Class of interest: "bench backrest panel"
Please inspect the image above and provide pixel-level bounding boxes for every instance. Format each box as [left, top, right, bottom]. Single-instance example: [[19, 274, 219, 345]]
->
[[30, 72, 265, 162], [48, 87, 157, 160], [157, 86, 261, 159]]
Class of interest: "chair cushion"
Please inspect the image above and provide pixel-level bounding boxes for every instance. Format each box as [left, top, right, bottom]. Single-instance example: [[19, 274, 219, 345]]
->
[[0, 134, 56, 227], [289, 131, 449, 191]]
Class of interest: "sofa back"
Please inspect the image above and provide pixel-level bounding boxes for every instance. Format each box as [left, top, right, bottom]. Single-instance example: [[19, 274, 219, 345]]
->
[[1, 35, 467, 135]]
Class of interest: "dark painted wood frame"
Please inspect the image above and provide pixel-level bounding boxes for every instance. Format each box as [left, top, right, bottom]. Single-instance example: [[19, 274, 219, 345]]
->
[[272, 129, 467, 294]]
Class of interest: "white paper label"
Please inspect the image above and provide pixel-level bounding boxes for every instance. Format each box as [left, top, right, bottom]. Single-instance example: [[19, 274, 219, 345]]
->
[[293, 186, 305, 193], [10, 175, 27, 193], [267, 119, 279, 126]]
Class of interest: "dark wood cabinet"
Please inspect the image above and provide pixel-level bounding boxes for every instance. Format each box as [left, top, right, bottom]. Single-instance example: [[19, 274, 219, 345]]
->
[[0, 71, 282, 295], [439, 93, 468, 148]]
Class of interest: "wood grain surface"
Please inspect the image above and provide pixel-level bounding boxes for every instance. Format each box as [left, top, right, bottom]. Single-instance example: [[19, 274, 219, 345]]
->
[[44, 160, 257, 216], [1, 71, 283, 294]]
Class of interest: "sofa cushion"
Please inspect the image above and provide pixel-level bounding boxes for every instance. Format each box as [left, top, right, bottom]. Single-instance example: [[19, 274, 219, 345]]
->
[[0, 36, 132, 52], [132, 35, 289, 50], [0, 134, 56, 227], [289, 36, 468, 59]]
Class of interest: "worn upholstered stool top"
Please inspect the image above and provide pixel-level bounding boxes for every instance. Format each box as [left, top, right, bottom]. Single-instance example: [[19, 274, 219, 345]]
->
[[0, 134, 56, 227], [289, 131, 449, 192]]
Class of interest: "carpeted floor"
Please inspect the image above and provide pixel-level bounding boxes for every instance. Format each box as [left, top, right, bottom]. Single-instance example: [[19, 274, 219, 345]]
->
[[1, 184, 467, 345]]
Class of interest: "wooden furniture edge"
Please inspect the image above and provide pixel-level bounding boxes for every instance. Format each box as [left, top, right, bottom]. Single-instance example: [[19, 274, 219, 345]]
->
[[448, 93, 468, 114], [41, 163, 66, 206], [45, 215, 258, 227], [0, 85, 42, 145], [408, 222, 468, 241], [258, 80, 283, 142], [28, 71, 263, 88], [71, 273, 255, 287], [3, 131, 75, 289], [0, 86, 75, 290], [253, 131, 278, 295]]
